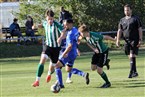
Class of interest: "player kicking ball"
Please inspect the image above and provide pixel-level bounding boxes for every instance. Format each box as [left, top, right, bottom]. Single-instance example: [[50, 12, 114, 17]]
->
[[54, 19, 90, 88], [78, 24, 116, 88]]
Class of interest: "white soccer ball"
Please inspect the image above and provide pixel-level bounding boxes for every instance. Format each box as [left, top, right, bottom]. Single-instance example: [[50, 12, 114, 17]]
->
[[50, 84, 60, 93]]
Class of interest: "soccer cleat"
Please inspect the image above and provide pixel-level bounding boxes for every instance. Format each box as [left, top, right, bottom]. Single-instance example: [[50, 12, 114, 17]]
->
[[100, 82, 111, 88], [128, 73, 133, 78], [104, 59, 110, 70], [132, 72, 139, 77], [55, 81, 65, 89], [32, 81, 39, 87], [46, 75, 51, 83], [66, 78, 73, 84], [85, 73, 90, 85], [59, 85, 65, 89]]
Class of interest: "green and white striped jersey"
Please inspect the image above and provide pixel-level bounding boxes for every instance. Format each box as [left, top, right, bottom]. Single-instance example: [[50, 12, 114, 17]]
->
[[84, 32, 108, 53], [43, 20, 63, 47]]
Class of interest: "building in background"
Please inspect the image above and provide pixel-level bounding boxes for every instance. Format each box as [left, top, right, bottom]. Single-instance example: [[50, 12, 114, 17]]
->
[[0, 2, 19, 27], [0, 0, 19, 2]]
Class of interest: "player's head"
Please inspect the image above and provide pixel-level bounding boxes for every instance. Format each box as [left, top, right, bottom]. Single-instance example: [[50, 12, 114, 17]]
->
[[78, 24, 89, 37], [45, 9, 54, 25], [13, 18, 18, 23], [124, 4, 132, 16], [60, 6, 64, 12], [63, 19, 73, 30], [27, 16, 32, 21]]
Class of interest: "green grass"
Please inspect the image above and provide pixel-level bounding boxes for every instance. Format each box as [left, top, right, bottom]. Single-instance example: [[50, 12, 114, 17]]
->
[[0, 50, 145, 97]]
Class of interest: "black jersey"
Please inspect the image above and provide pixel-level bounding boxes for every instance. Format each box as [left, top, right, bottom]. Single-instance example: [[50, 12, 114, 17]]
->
[[118, 15, 142, 41]]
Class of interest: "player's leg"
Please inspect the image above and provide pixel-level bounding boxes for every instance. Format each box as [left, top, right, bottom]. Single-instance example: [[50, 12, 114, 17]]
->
[[92, 52, 111, 88], [32, 53, 48, 87], [46, 61, 55, 83], [66, 70, 73, 84], [129, 43, 139, 78], [65, 59, 90, 85], [124, 43, 134, 78], [96, 66, 111, 88], [103, 49, 110, 70], [46, 47, 61, 83], [55, 60, 64, 88]]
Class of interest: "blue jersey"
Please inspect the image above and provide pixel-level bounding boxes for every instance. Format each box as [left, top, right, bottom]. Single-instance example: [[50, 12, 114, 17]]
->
[[65, 27, 79, 57]]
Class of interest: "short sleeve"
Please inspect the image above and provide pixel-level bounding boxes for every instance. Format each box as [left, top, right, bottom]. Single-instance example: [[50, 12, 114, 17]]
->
[[54, 21, 63, 33], [92, 32, 103, 40], [42, 21, 47, 28], [136, 17, 142, 28], [67, 31, 74, 45]]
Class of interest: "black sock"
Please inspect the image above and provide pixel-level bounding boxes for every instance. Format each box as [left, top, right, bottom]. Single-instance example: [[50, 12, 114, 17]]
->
[[100, 72, 110, 84], [132, 57, 137, 72], [130, 57, 134, 74]]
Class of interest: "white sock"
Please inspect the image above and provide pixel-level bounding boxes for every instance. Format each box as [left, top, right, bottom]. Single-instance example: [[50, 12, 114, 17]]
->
[[36, 77, 40, 81]]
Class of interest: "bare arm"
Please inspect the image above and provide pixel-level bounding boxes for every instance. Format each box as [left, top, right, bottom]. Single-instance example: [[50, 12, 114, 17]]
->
[[138, 27, 143, 41], [116, 29, 122, 47], [62, 44, 72, 58], [57, 29, 67, 45], [86, 42, 99, 53], [137, 27, 143, 47], [103, 35, 116, 41]]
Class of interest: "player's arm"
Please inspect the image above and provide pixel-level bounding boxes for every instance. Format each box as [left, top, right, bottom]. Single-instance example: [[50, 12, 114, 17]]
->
[[57, 29, 67, 45], [137, 27, 143, 47], [77, 35, 83, 44], [86, 42, 99, 53], [62, 43, 72, 58], [103, 35, 116, 41], [116, 29, 122, 47]]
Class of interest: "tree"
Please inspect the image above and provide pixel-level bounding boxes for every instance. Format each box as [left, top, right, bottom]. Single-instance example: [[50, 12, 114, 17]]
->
[[15, 0, 145, 32]]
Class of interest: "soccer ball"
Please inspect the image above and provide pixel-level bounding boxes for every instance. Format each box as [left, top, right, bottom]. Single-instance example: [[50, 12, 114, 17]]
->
[[50, 84, 60, 93]]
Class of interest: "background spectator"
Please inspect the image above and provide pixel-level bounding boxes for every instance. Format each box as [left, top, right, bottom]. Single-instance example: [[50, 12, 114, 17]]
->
[[25, 16, 35, 37], [59, 6, 72, 24], [9, 18, 22, 44]]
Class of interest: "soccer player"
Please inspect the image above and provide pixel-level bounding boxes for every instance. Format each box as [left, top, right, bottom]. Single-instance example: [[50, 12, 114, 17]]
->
[[54, 19, 90, 88], [60, 33, 81, 84], [78, 24, 116, 88], [116, 4, 143, 78], [32, 9, 63, 87]]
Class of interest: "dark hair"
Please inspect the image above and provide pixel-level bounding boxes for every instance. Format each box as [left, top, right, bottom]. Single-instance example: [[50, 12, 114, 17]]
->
[[64, 19, 73, 23], [78, 24, 89, 33], [61, 6, 64, 9], [124, 4, 132, 9], [45, 9, 54, 17], [13, 18, 18, 22]]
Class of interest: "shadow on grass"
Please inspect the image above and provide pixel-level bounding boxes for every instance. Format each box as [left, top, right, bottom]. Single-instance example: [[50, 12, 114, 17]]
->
[[112, 79, 145, 88]]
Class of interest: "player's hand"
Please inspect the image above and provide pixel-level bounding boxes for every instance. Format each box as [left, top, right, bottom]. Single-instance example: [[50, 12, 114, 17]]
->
[[57, 38, 62, 46], [116, 40, 120, 47], [62, 54, 68, 58], [137, 40, 143, 47], [94, 49, 99, 54]]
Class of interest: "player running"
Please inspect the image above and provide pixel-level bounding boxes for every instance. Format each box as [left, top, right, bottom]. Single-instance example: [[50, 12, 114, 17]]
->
[[32, 9, 63, 87], [54, 19, 90, 88], [78, 24, 116, 88]]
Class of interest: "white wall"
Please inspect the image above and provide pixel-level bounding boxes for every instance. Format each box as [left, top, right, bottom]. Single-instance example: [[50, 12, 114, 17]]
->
[[0, 2, 19, 27]]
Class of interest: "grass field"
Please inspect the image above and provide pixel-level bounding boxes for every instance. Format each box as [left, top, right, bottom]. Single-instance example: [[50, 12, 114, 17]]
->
[[0, 50, 145, 97]]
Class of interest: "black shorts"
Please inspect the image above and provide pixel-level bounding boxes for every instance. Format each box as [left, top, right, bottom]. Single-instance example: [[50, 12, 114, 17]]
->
[[124, 40, 139, 55], [91, 49, 109, 68], [43, 46, 61, 63]]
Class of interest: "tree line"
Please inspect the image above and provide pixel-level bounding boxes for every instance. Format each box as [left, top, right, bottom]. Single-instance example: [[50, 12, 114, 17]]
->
[[16, 0, 145, 32]]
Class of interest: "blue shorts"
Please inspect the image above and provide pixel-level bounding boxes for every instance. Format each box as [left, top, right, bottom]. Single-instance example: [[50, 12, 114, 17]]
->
[[59, 54, 77, 67]]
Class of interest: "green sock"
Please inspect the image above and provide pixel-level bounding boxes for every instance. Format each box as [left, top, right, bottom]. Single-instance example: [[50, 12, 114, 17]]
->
[[100, 72, 110, 84], [48, 70, 54, 75], [36, 64, 44, 77]]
